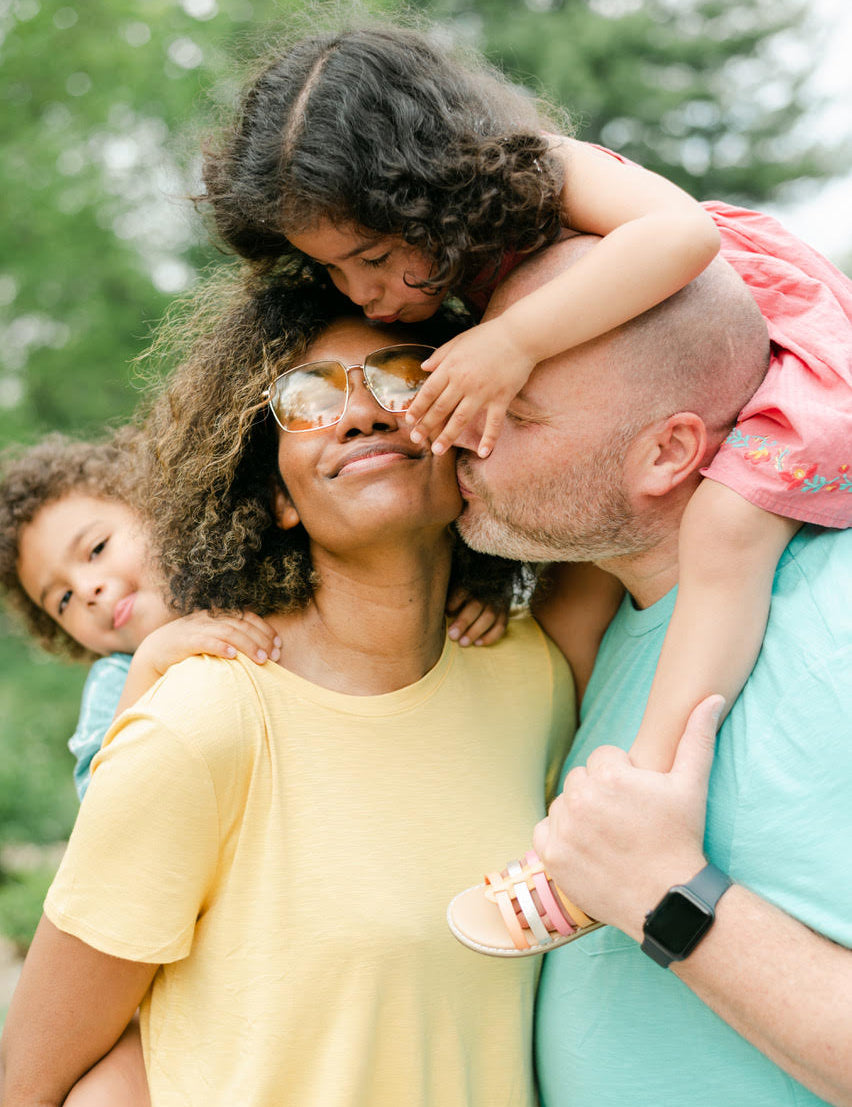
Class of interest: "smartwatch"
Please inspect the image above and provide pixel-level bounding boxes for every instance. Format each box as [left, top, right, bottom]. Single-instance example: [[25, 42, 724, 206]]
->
[[641, 862, 732, 969]]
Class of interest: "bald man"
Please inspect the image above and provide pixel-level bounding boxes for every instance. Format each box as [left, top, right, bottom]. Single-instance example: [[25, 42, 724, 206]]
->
[[456, 238, 852, 1107]]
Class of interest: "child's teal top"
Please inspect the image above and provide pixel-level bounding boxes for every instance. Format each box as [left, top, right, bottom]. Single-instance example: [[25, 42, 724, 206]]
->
[[68, 652, 132, 799]]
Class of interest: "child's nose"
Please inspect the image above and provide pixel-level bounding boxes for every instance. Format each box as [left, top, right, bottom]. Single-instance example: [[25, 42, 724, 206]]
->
[[80, 574, 105, 605], [347, 273, 383, 310]]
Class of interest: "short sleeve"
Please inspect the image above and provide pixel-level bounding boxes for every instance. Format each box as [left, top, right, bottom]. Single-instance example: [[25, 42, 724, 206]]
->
[[46, 708, 221, 963], [68, 653, 132, 799]]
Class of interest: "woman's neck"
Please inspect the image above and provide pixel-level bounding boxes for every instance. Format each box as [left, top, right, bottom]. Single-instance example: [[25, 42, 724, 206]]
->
[[270, 532, 454, 695]]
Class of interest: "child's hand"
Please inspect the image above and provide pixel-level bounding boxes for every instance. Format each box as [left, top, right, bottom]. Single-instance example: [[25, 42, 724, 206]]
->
[[135, 611, 282, 678], [445, 587, 509, 647], [406, 318, 536, 458]]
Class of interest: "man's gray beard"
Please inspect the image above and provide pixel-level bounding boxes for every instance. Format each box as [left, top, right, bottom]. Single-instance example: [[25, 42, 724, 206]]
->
[[457, 446, 656, 563]]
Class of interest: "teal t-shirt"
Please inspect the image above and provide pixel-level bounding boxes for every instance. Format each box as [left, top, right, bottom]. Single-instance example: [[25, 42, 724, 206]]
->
[[536, 527, 852, 1107]]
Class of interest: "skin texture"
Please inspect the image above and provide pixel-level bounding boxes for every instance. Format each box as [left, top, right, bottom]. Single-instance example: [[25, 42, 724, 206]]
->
[[17, 495, 171, 656]]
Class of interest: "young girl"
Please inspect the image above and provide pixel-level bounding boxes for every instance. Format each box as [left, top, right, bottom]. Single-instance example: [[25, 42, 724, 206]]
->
[[200, 20, 852, 948]]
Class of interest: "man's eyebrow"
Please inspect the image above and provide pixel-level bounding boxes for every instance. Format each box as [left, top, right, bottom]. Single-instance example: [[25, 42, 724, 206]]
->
[[38, 522, 95, 608]]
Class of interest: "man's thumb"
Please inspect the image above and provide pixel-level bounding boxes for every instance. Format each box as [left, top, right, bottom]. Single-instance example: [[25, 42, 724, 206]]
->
[[671, 694, 725, 790]]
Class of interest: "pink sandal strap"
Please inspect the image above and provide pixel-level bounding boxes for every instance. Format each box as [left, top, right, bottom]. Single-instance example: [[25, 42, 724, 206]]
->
[[483, 850, 589, 950], [522, 850, 575, 936]]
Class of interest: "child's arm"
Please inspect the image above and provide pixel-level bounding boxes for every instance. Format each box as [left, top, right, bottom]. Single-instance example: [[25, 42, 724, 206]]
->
[[629, 481, 800, 771], [114, 611, 282, 717], [531, 562, 625, 704], [445, 586, 509, 647], [408, 138, 720, 456]]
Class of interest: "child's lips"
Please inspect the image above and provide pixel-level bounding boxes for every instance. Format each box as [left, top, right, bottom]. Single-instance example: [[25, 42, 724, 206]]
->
[[113, 593, 136, 630]]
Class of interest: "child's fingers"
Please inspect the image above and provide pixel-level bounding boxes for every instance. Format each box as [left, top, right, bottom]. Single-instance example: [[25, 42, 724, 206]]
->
[[234, 611, 282, 653], [475, 610, 509, 646], [409, 384, 465, 447], [444, 587, 468, 616], [203, 616, 281, 664], [447, 598, 486, 643], [460, 608, 506, 647], [474, 406, 507, 459], [429, 398, 483, 456], [404, 370, 448, 430]]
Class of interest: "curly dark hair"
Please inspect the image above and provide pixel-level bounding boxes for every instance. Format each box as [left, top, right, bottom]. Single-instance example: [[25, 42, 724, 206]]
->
[[0, 427, 146, 658], [202, 16, 568, 299], [144, 264, 523, 616]]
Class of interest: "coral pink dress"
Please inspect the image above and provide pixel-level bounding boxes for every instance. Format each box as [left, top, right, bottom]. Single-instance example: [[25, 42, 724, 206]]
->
[[464, 144, 852, 527]]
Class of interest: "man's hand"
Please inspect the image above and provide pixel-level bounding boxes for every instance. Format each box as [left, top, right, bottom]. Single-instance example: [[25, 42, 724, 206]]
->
[[533, 694, 724, 939]]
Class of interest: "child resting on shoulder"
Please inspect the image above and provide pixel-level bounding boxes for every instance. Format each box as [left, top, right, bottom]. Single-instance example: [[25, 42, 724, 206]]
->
[[0, 430, 506, 800], [0, 430, 282, 799]]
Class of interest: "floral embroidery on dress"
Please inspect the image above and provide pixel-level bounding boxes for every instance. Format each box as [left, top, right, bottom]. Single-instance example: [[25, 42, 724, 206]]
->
[[721, 428, 852, 495]]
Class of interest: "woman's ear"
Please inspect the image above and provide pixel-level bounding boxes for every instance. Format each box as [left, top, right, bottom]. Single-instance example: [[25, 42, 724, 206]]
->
[[272, 484, 301, 530]]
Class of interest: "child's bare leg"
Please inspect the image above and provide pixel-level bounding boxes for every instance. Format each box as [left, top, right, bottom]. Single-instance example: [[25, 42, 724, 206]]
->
[[63, 1017, 149, 1107], [630, 479, 799, 771]]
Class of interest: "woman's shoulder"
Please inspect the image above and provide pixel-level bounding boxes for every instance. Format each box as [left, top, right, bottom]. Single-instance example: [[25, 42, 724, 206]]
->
[[124, 653, 275, 753], [483, 611, 573, 684]]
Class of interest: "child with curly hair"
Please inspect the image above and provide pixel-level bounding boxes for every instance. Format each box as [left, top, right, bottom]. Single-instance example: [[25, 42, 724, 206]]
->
[[0, 430, 286, 800], [200, 17, 852, 815]]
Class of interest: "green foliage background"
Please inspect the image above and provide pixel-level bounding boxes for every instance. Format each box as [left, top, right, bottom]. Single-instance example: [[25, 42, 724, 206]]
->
[[0, 0, 848, 954]]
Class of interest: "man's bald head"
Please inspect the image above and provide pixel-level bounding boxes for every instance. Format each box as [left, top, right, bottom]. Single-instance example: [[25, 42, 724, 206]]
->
[[485, 235, 769, 447]]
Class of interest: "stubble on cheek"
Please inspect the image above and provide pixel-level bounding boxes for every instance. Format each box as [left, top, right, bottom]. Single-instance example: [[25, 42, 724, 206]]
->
[[456, 446, 649, 563]]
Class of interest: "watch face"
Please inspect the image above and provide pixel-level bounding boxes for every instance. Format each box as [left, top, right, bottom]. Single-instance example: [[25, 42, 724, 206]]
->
[[646, 890, 710, 951]]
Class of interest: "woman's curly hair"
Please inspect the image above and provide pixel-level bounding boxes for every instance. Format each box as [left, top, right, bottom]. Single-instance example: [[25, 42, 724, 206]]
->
[[144, 263, 524, 616], [202, 15, 569, 298], [0, 427, 147, 658]]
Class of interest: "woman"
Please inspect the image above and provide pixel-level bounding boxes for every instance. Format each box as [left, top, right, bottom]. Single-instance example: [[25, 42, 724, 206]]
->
[[0, 279, 574, 1106]]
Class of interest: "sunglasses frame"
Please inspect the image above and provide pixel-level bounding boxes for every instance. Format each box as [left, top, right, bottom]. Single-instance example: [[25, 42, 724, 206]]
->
[[263, 343, 436, 434]]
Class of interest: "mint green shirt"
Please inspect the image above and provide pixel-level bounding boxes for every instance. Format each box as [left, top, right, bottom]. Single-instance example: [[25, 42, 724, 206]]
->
[[536, 527, 852, 1107]]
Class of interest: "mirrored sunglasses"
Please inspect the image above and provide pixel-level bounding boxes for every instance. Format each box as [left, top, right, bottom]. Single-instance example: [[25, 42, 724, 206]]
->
[[264, 344, 434, 433]]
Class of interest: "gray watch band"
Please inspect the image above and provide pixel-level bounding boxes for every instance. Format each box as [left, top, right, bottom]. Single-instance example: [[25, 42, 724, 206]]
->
[[641, 862, 732, 969], [686, 862, 732, 906]]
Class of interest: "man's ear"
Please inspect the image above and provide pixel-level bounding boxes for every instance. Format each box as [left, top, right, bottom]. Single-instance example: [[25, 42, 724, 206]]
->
[[272, 483, 301, 530], [628, 413, 707, 498]]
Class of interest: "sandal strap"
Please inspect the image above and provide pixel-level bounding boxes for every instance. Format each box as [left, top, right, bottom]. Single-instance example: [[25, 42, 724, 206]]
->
[[522, 850, 575, 936], [554, 885, 595, 929], [484, 850, 595, 950], [485, 869, 531, 950], [507, 859, 552, 945]]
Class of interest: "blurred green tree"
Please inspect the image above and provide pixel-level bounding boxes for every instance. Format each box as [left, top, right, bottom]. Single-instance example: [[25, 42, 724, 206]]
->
[[429, 0, 837, 201]]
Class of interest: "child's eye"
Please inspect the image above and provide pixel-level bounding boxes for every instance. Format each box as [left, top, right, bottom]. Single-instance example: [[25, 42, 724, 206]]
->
[[90, 539, 107, 559], [362, 253, 390, 269], [58, 589, 72, 616]]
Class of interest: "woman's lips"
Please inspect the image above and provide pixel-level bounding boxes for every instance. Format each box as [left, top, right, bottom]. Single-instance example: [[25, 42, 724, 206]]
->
[[113, 593, 136, 630], [335, 449, 415, 477]]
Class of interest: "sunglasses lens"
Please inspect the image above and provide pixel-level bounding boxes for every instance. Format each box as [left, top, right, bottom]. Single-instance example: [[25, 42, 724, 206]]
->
[[269, 362, 348, 431], [364, 345, 432, 411]]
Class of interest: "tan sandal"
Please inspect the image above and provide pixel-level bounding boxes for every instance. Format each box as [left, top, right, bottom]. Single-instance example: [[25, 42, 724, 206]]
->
[[447, 849, 602, 957]]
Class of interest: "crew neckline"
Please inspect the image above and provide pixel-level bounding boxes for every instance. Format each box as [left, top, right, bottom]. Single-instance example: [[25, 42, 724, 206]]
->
[[259, 630, 457, 716]]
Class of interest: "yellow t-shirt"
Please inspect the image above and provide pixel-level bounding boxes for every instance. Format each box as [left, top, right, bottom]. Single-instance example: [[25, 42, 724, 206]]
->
[[46, 616, 574, 1107]]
